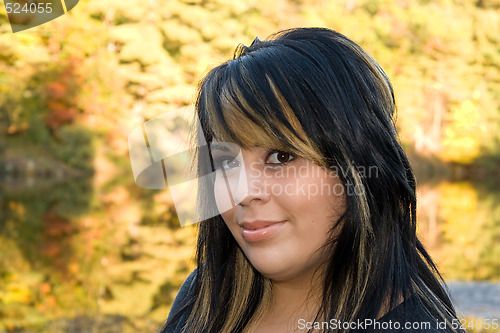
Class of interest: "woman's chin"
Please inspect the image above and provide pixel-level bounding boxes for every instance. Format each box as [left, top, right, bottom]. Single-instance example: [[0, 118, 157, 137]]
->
[[249, 260, 287, 280], [251, 261, 300, 282]]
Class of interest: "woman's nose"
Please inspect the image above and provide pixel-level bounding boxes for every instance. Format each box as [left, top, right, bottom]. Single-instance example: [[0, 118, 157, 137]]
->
[[231, 159, 270, 207]]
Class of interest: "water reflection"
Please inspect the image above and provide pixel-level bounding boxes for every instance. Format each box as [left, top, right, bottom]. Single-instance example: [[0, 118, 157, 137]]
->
[[1, 177, 93, 269], [0, 176, 95, 331], [0, 174, 498, 331], [418, 182, 500, 281]]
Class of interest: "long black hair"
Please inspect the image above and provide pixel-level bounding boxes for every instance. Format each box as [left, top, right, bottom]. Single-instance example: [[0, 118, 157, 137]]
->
[[164, 27, 457, 333]]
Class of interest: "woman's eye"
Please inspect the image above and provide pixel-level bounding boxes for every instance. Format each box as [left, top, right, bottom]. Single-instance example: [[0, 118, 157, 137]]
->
[[266, 151, 295, 165], [215, 157, 240, 171]]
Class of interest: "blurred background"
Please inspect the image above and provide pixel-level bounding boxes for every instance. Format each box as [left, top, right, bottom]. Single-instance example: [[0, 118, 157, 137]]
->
[[0, 0, 499, 332]]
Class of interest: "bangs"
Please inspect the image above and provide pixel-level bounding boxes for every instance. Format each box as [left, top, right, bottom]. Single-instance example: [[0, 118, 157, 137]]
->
[[198, 58, 324, 165]]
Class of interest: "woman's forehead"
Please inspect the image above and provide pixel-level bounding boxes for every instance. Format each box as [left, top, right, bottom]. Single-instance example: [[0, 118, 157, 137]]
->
[[200, 69, 325, 164], [210, 137, 277, 153]]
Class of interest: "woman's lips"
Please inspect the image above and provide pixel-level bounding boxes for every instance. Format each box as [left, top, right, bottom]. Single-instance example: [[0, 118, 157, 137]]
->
[[240, 220, 287, 242]]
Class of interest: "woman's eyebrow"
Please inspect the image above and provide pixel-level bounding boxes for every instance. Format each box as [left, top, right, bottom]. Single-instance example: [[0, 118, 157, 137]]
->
[[210, 144, 232, 152]]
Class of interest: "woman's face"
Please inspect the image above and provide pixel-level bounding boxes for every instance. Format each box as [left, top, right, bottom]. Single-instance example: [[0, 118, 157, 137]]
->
[[211, 142, 346, 282]]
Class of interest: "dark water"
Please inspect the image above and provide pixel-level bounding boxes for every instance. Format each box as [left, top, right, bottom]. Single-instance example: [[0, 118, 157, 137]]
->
[[448, 281, 500, 319]]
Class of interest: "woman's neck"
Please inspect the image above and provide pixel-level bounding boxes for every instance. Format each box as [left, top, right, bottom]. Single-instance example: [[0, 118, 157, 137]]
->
[[250, 271, 324, 333]]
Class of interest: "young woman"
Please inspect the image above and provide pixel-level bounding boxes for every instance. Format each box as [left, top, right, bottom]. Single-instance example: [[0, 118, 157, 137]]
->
[[162, 28, 463, 333]]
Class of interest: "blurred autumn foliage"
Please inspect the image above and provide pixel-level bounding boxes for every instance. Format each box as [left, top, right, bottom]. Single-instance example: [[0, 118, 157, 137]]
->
[[0, 0, 499, 331], [1, 0, 499, 170], [44, 57, 82, 131]]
